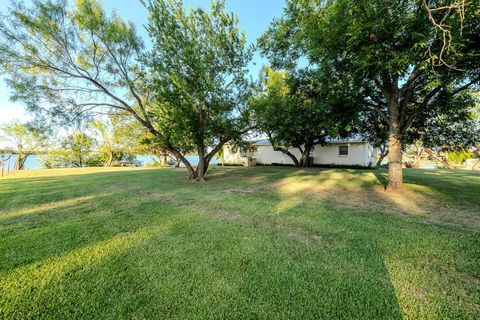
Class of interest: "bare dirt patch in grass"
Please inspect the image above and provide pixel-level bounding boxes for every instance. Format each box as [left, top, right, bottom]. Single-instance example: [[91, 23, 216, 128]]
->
[[275, 178, 480, 231], [219, 188, 257, 194]]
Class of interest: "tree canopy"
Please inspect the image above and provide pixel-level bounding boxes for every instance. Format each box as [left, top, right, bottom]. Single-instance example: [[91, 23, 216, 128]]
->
[[0, 121, 48, 170], [144, 0, 254, 180], [251, 67, 358, 167], [91, 115, 139, 166], [0, 0, 479, 187], [259, 0, 480, 191], [0, 0, 254, 180]]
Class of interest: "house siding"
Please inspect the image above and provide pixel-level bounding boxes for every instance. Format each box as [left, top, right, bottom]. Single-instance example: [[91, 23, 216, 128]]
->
[[223, 142, 377, 167], [311, 143, 376, 167], [254, 146, 300, 165]]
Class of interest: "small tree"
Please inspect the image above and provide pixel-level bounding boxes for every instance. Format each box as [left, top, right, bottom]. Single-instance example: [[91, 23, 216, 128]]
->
[[252, 67, 354, 167], [144, 0, 254, 180], [135, 132, 190, 167], [0, 121, 47, 170], [61, 133, 95, 168], [91, 116, 138, 167]]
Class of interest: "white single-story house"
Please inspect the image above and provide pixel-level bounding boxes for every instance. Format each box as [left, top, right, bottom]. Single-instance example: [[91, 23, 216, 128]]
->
[[222, 139, 377, 167]]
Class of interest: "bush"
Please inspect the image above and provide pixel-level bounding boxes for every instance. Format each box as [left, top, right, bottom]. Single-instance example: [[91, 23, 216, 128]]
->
[[41, 151, 104, 168], [447, 150, 475, 164]]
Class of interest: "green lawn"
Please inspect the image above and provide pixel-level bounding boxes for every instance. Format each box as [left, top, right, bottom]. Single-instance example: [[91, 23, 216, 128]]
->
[[0, 167, 479, 319]]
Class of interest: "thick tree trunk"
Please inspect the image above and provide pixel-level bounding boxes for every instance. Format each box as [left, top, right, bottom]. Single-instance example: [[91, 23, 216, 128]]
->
[[386, 132, 403, 192], [298, 143, 314, 168], [195, 147, 207, 182], [386, 95, 403, 192]]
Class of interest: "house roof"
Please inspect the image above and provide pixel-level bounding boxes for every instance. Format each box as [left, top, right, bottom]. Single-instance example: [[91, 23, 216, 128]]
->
[[250, 137, 368, 146], [251, 139, 271, 146]]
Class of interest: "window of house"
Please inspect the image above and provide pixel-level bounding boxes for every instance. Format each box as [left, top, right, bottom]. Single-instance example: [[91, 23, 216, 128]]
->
[[339, 145, 348, 156]]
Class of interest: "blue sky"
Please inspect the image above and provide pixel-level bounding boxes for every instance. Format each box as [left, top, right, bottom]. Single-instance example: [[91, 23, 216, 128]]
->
[[0, 0, 286, 126]]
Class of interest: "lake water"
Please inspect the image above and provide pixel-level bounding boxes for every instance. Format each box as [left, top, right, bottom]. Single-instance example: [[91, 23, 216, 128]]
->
[[0, 154, 218, 170]]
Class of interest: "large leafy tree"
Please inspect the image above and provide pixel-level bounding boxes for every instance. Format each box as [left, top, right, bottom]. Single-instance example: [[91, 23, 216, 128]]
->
[[0, 0, 205, 179], [135, 132, 191, 167], [0, 0, 149, 124], [144, 0, 254, 181], [0, 121, 48, 170], [252, 67, 356, 167], [259, 0, 480, 191]]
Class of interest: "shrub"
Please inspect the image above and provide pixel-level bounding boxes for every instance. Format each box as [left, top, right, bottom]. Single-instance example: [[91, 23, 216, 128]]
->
[[448, 150, 475, 164]]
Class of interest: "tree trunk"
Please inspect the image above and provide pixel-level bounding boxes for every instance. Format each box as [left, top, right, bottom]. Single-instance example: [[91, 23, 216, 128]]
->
[[284, 151, 300, 167], [15, 154, 22, 170], [377, 150, 388, 166], [16, 154, 26, 170], [195, 147, 207, 182], [376, 143, 388, 166], [165, 144, 195, 178], [413, 146, 423, 168], [272, 144, 299, 166], [267, 134, 300, 166], [424, 149, 452, 169], [442, 151, 452, 169], [105, 151, 114, 167], [298, 143, 314, 168], [386, 95, 403, 192], [387, 133, 403, 191], [160, 153, 168, 167], [377, 153, 386, 167]]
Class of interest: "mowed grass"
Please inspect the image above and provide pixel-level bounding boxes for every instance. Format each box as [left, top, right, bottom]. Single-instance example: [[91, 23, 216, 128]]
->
[[0, 166, 479, 319]]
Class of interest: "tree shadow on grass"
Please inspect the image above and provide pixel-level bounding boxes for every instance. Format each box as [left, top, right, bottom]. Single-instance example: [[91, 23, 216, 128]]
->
[[0, 180, 190, 274], [373, 169, 388, 190], [0, 204, 404, 319]]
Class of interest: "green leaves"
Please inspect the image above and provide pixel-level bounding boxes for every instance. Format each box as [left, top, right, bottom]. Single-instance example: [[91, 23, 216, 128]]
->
[[144, 0, 253, 165], [251, 67, 354, 161], [0, 0, 146, 128], [0, 121, 49, 155]]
